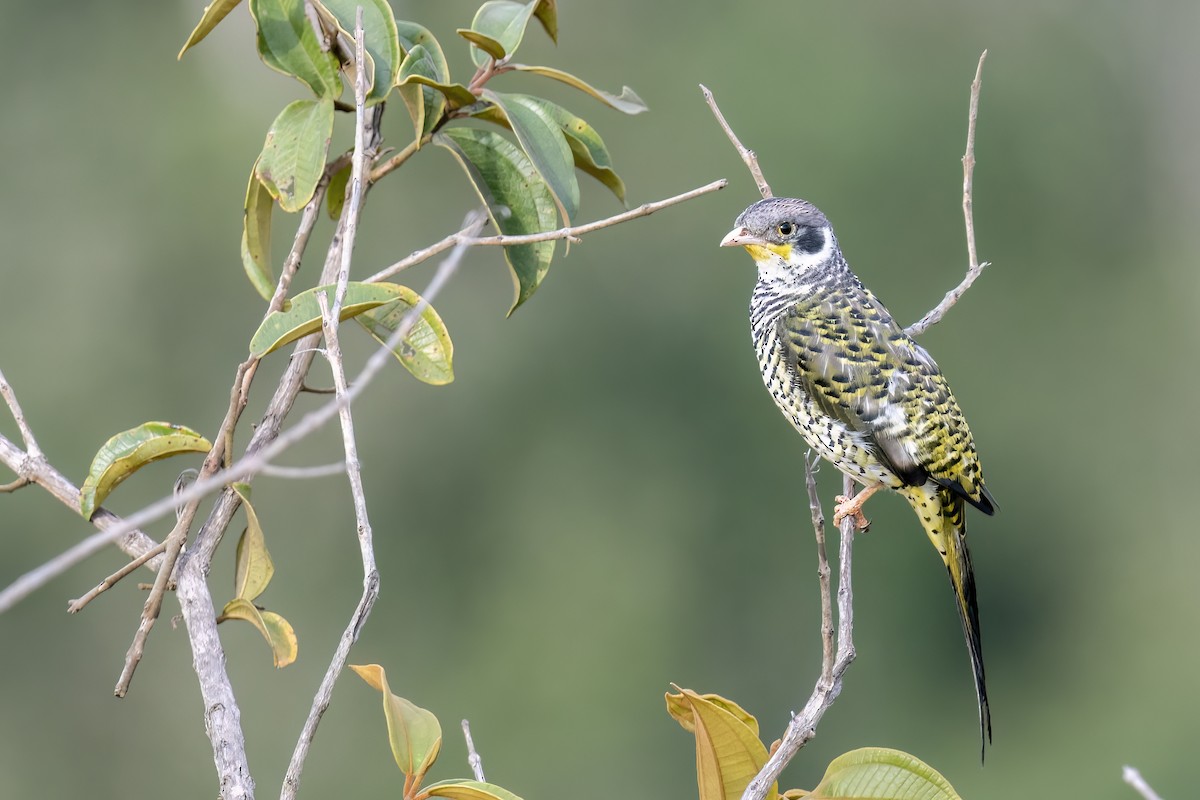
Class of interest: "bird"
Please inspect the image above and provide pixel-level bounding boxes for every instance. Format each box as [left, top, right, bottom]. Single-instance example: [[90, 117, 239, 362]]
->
[[720, 196, 997, 754]]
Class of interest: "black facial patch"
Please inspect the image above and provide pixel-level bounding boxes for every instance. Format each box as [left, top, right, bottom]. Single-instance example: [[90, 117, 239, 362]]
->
[[793, 226, 825, 254]]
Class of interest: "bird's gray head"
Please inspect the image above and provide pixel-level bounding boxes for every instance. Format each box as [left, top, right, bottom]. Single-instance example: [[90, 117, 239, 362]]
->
[[720, 197, 837, 282]]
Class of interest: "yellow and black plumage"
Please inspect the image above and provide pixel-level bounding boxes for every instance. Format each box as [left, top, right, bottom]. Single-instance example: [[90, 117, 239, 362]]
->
[[721, 196, 997, 752]]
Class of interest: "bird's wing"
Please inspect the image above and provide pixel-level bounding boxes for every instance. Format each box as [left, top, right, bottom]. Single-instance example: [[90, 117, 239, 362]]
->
[[778, 293, 994, 514]]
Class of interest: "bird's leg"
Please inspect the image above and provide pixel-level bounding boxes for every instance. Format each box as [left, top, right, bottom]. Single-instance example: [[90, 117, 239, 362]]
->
[[833, 483, 886, 531]]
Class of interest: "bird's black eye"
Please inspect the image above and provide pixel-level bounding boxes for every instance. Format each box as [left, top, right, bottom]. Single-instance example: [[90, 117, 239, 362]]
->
[[777, 222, 794, 237]]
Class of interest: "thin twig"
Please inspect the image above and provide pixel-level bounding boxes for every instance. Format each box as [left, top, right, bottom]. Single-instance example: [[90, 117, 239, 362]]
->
[[68, 540, 169, 613], [906, 50, 990, 338], [258, 461, 347, 479], [282, 205, 487, 798], [700, 85, 772, 200], [0, 476, 29, 493], [462, 719, 486, 782], [0, 366, 42, 457], [279, 19, 380, 797], [366, 179, 727, 283], [804, 452, 835, 687], [1123, 766, 1165, 800], [368, 136, 425, 184], [742, 479, 857, 800], [114, 478, 203, 696]]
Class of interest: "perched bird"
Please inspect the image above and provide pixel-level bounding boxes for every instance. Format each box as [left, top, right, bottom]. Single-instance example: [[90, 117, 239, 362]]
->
[[721, 196, 997, 753]]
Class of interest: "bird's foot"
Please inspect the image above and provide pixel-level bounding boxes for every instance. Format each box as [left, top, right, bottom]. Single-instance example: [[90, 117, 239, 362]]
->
[[833, 483, 885, 531], [833, 495, 871, 531]]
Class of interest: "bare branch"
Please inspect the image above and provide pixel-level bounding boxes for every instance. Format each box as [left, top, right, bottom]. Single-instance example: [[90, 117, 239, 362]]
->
[[68, 540, 169, 614], [1123, 766, 1165, 800], [700, 85, 772, 200], [366, 179, 727, 283], [462, 719, 486, 782], [906, 50, 990, 338], [0, 366, 42, 457], [805, 453, 835, 686], [741, 478, 857, 800]]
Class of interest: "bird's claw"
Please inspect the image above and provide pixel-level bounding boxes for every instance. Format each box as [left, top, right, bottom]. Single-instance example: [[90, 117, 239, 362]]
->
[[833, 494, 871, 531]]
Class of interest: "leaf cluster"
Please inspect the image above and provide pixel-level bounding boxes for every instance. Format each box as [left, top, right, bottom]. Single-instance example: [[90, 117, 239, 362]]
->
[[667, 688, 965, 800], [183, 0, 646, 314]]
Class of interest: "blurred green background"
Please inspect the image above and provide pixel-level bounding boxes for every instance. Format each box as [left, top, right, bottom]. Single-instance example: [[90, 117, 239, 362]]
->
[[1, 1, 1196, 798]]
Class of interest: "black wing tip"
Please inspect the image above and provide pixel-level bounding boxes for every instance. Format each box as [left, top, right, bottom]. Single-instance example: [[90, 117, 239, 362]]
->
[[932, 476, 997, 516]]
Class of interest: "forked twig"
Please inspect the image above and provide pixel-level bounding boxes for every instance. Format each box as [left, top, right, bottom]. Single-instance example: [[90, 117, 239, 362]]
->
[[906, 50, 991, 338], [701, 85, 772, 200]]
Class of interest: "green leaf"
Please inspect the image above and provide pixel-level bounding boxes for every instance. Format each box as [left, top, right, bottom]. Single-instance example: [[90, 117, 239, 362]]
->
[[457, 29, 506, 61], [434, 128, 556, 314], [396, 44, 446, 140], [425, 780, 526, 800], [256, 98, 335, 213], [666, 687, 777, 800], [395, 19, 443, 59], [80, 423, 212, 519], [326, 160, 352, 220], [482, 90, 578, 224], [249, 0, 341, 98], [805, 748, 963, 800], [400, 75, 477, 111], [310, 0, 400, 103], [478, 96, 626, 205], [241, 160, 275, 301], [509, 64, 648, 114], [532, 0, 557, 42], [178, 0, 244, 59], [350, 664, 442, 783], [219, 598, 298, 668], [231, 484, 274, 602], [250, 281, 412, 356], [355, 288, 454, 385], [459, 0, 539, 67]]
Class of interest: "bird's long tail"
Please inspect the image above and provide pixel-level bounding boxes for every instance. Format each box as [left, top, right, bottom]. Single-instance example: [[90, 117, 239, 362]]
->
[[902, 483, 991, 758]]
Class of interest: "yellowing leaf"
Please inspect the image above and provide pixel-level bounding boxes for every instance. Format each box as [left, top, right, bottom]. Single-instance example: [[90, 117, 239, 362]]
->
[[350, 664, 442, 783], [805, 748, 963, 800], [241, 159, 275, 301], [425, 779, 527, 800], [178, 0, 244, 59], [80, 422, 211, 519], [666, 687, 777, 800], [219, 598, 298, 668], [249, 281, 408, 356], [354, 287, 454, 385], [231, 484, 274, 601], [666, 689, 760, 739]]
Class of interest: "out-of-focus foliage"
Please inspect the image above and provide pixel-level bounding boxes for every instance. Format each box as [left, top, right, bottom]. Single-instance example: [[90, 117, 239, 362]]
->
[[0, 2, 1197, 800]]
